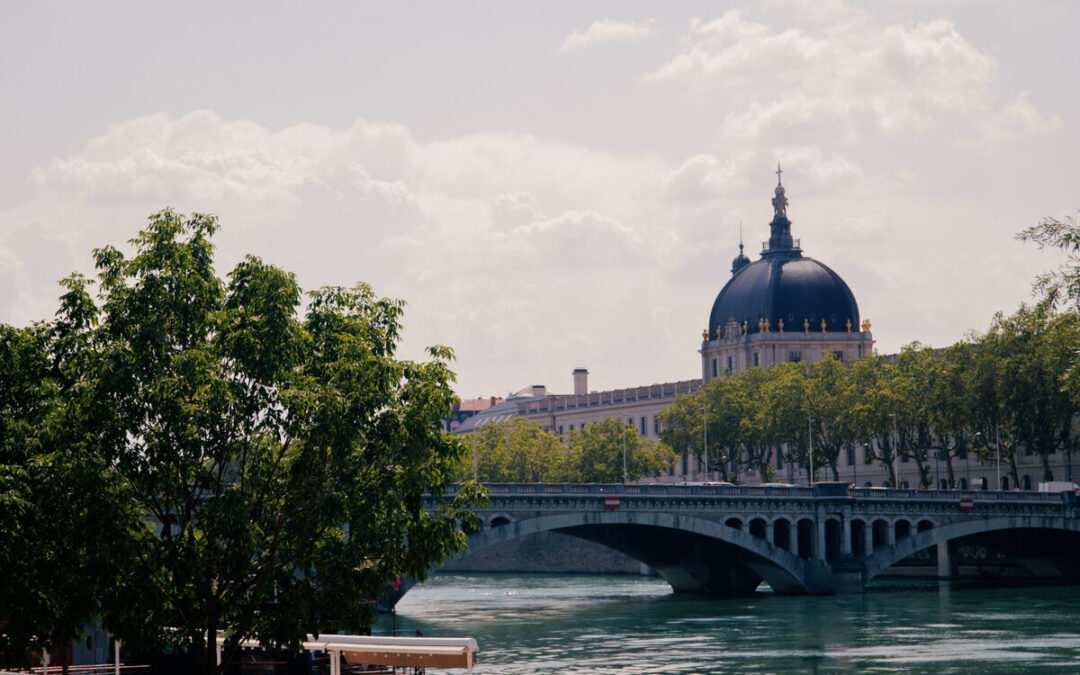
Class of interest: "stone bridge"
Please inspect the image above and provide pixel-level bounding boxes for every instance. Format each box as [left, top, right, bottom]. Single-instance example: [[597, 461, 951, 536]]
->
[[404, 482, 1080, 602]]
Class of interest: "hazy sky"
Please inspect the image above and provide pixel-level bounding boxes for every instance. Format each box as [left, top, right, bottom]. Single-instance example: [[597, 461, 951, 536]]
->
[[1, 1, 1076, 398]]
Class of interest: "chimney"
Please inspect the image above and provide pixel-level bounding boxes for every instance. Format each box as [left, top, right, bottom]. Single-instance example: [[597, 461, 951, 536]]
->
[[489, 396, 496, 407], [573, 368, 589, 396]]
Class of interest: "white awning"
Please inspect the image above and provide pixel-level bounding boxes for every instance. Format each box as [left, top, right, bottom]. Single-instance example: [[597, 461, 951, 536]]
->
[[217, 633, 479, 673]]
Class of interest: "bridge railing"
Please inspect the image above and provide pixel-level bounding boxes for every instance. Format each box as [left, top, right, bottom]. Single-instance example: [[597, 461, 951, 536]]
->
[[850, 488, 1067, 503], [439, 483, 1073, 504]]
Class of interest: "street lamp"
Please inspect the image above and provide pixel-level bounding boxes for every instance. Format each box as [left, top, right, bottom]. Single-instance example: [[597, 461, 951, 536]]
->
[[622, 419, 629, 485], [807, 416, 814, 488], [702, 404, 709, 482], [934, 445, 940, 491], [995, 422, 1002, 491], [891, 412, 899, 489], [472, 432, 478, 483]]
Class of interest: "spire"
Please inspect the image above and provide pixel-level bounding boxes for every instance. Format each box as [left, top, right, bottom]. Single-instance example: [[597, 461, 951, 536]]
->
[[731, 221, 751, 274], [764, 163, 798, 256]]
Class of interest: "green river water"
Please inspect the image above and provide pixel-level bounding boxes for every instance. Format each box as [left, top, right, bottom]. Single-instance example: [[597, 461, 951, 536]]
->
[[376, 574, 1080, 674]]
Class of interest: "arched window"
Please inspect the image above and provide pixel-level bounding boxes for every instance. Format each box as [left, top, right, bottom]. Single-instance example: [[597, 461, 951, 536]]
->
[[1023, 475, 1032, 490]]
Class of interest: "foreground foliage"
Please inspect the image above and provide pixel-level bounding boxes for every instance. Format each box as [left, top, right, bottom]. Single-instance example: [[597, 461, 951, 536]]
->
[[0, 210, 482, 674]]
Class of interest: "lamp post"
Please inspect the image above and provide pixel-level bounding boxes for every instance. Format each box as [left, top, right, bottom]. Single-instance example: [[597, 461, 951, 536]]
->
[[891, 412, 899, 489], [807, 416, 814, 487], [472, 432, 478, 483], [702, 404, 709, 482], [622, 419, 629, 484], [966, 431, 971, 489], [995, 422, 1002, 491]]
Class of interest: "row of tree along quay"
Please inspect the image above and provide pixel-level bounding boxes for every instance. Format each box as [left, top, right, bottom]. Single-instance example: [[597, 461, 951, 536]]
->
[[459, 416, 677, 484], [659, 310, 1077, 487], [460, 215, 1080, 489], [0, 210, 485, 675]]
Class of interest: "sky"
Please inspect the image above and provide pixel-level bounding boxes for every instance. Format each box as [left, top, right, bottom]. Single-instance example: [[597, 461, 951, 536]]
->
[[1, 1, 1076, 398]]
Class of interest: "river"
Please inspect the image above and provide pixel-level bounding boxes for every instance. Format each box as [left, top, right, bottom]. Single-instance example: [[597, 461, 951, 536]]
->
[[375, 574, 1080, 673]]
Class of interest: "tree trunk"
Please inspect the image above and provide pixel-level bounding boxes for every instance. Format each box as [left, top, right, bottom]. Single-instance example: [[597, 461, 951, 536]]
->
[[884, 455, 896, 487], [916, 458, 930, 489]]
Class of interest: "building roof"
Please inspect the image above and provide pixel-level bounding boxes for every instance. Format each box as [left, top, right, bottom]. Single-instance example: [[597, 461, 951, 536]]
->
[[708, 169, 860, 337]]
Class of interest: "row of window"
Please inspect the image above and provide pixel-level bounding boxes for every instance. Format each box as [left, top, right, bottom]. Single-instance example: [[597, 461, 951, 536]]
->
[[710, 350, 847, 376], [555, 415, 662, 438]]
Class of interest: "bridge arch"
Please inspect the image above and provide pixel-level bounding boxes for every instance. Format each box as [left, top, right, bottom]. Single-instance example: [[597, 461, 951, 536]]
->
[[865, 516, 1080, 581], [436, 510, 818, 598]]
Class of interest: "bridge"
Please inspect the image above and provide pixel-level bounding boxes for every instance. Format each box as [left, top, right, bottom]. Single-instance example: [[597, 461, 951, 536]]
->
[[404, 482, 1080, 603]]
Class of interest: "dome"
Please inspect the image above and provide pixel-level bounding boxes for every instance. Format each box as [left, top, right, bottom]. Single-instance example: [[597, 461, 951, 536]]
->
[[730, 242, 751, 274], [708, 167, 859, 337], [709, 256, 859, 336]]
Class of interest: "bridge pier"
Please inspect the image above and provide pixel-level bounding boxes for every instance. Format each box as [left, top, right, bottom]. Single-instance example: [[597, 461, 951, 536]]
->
[[936, 540, 958, 579], [816, 519, 826, 561]]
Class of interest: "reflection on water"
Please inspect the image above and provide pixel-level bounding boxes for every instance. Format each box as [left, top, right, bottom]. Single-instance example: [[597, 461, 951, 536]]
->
[[376, 574, 1080, 674]]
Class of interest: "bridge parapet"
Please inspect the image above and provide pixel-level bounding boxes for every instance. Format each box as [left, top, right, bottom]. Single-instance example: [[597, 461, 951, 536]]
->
[[440, 482, 1072, 503]]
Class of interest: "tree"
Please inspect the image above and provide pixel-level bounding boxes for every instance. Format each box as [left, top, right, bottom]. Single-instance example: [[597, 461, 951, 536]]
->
[[463, 417, 568, 482], [927, 342, 976, 488], [979, 305, 1079, 483], [0, 295, 149, 674], [1018, 214, 1080, 311], [566, 418, 676, 483], [6, 210, 482, 674], [804, 355, 860, 483]]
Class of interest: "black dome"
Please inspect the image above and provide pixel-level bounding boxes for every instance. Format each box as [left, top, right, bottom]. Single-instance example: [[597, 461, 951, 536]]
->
[[709, 255, 859, 336], [709, 169, 859, 337]]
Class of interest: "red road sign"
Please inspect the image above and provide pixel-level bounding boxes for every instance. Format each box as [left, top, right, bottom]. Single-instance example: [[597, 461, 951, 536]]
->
[[960, 497, 974, 511], [604, 496, 621, 509]]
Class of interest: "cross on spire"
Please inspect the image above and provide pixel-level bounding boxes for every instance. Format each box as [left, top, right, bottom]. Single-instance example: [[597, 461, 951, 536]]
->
[[776, 162, 783, 186]]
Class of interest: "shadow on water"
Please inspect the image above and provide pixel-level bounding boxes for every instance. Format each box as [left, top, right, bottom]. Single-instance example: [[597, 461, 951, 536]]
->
[[382, 574, 1080, 674]]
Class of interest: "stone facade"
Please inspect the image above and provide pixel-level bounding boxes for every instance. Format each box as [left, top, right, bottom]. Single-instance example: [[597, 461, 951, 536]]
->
[[700, 326, 873, 382]]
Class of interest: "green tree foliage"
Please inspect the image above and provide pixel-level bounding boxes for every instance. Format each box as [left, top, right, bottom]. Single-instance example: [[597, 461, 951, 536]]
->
[[661, 313, 1080, 488], [463, 417, 675, 483], [1018, 214, 1080, 311], [0, 296, 150, 673], [464, 417, 568, 482], [1, 210, 482, 675], [976, 305, 1079, 483], [566, 418, 677, 483]]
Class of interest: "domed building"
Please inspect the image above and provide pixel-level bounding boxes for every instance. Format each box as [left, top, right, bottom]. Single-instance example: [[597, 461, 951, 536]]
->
[[701, 168, 873, 381]]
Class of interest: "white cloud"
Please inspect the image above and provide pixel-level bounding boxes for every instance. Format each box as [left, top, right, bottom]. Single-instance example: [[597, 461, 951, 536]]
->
[[559, 18, 655, 52], [661, 153, 750, 202], [647, 12, 1060, 147]]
